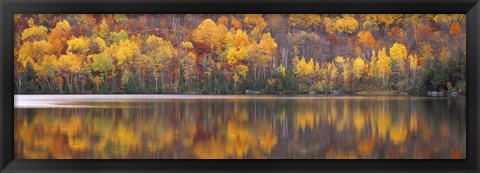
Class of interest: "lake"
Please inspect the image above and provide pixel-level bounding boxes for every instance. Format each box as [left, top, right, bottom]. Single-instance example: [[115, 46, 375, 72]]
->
[[14, 95, 466, 159]]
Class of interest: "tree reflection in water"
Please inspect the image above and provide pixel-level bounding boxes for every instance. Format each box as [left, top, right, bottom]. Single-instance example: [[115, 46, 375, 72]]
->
[[14, 96, 466, 159]]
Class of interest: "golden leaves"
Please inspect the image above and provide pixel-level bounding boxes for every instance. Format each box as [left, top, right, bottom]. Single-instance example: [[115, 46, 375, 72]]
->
[[389, 43, 408, 72], [357, 30, 376, 48], [294, 56, 315, 78], [14, 97, 462, 159], [259, 33, 277, 56], [109, 39, 140, 67], [18, 40, 53, 67], [362, 14, 403, 30], [58, 53, 82, 73], [145, 35, 177, 66], [288, 14, 321, 29], [275, 64, 286, 77], [97, 19, 110, 38], [21, 25, 48, 41], [181, 41, 194, 49], [334, 15, 359, 34], [389, 43, 408, 60], [353, 57, 366, 79], [433, 14, 464, 24], [244, 14, 266, 30], [377, 47, 391, 75], [67, 36, 90, 55], [192, 19, 228, 53]]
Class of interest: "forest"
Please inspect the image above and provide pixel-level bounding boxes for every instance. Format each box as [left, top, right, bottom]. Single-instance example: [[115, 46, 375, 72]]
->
[[13, 14, 466, 95]]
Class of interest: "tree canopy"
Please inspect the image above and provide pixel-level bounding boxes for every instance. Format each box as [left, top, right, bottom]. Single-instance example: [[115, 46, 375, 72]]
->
[[14, 14, 466, 95]]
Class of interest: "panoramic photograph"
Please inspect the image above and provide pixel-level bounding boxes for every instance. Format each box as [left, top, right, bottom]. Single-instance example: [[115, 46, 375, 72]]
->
[[13, 14, 466, 159]]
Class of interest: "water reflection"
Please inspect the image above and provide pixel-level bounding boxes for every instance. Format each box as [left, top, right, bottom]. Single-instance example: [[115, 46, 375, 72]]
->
[[14, 96, 466, 159]]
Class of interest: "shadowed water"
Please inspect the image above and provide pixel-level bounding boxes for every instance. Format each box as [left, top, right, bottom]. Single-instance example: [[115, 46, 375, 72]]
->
[[14, 95, 466, 159]]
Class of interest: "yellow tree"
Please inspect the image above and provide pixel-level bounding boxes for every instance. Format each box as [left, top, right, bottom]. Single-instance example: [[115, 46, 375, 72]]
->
[[275, 64, 286, 79], [377, 47, 391, 87], [244, 14, 267, 30], [21, 23, 48, 42], [363, 14, 403, 31], [333, 56, 347, 88], [18, 40, 54, 68], [342, 58, 353, 88], [389, 43, 408, 72], [288, 14, 321, 29], [353, 57, 366, 80], [134, 54, 154, 89], [192, 19, 228, 55], [144, 35, 178, 92], [312, 62, 325, 91], [244, 14, 267, 39], [224, 29, 250, 86], [35, 54, 57, 91], [368, 50, 380, 86], [294, 57, 315, 90], [259, 33, 278, 73], [17, 40, 52, 91], [333, 15, 359, 36], [323, 16, 336, 34], [66, 36, 90, 55], [91, 37, 108, 54], [362, 14, 380, 31], [178, 41, 197, 88], [180, 52, 197, 87], [433, 14, 464, 25], [48, 20, 72, 56], [57, 53, 82, 93], [192, 19, 228, 82], [66, 36, 92, 93], [377, 14, 403, 28], [108, 39, 139, 68], [326, 62, 338, 90], [86, 53, 114, 91], [389, 43, 408, 89], [97, 19, 110, 39], [226, 46, 248, 85]]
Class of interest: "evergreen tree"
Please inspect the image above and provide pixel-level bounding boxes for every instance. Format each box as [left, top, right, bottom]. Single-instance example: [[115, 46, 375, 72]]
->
[[417, 57, 434, 95], [124, 74, 141, 93], [432, 57, 448, 91], [23, 61, 38, 93], [389, 59, 401, 90]]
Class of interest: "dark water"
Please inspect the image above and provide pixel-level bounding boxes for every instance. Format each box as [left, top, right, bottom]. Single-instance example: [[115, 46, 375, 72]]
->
[[14, 95, 466, 159]]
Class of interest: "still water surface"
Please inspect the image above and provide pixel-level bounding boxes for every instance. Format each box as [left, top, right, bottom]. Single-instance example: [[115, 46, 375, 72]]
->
[[14, 95, 466, 159]]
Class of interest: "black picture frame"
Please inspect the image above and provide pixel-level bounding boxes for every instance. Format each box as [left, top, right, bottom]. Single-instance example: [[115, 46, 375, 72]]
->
[[1, 0, 479, 172]]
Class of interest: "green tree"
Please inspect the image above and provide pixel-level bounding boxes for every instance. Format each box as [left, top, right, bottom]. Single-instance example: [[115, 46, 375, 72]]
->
[[23, 61, 38, 93], [389, 59, 401, 90], [417, 57, 448, 94]]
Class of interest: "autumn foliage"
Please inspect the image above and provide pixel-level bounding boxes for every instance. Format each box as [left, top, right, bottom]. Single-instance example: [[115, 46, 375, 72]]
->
[[14, 14, 466, 95]]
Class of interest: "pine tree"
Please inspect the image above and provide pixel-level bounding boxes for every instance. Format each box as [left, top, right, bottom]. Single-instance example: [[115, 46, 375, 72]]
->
[[23, 61, 38, 93], [389, 59, 401, 90]]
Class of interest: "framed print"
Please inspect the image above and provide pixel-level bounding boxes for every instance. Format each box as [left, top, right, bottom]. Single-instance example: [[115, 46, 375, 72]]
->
[[1, 0, 479, 172]]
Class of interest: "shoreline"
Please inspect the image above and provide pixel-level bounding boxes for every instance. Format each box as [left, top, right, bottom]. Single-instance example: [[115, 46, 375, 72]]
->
[[14, 94, 465, 108], [14, 94, 465, 99], [13, 91, 465, 97]]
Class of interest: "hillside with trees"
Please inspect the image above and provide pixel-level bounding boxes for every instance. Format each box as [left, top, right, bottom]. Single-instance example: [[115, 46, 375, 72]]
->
[[14, 14, 466, 95]]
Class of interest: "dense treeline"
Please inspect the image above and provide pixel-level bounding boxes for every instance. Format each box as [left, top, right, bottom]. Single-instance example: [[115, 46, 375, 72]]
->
[[14, 14, 466, 95]]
